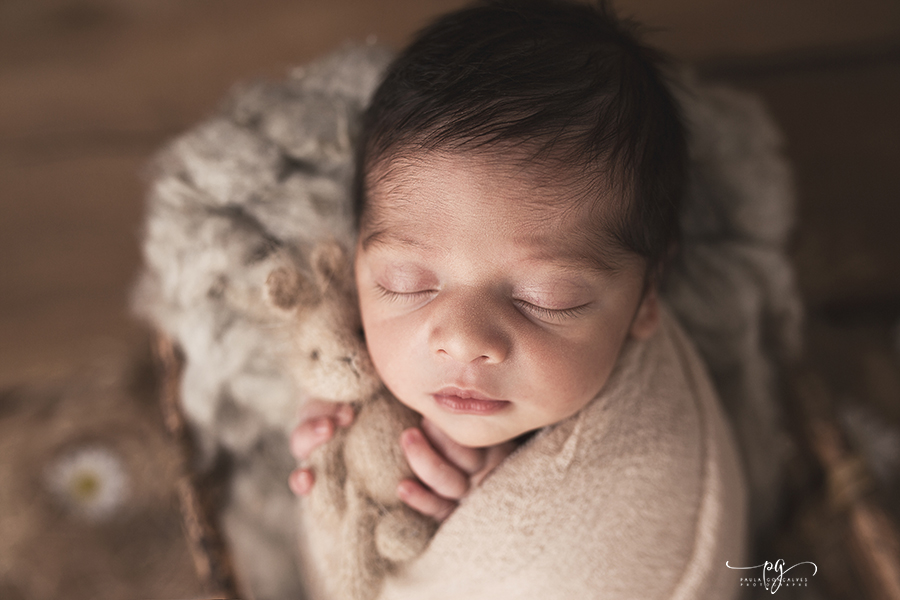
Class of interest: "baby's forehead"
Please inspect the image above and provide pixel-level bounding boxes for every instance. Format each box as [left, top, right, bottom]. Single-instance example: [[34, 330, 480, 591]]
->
[[361, 152, 637, 272], [367, 149, 623, 214]]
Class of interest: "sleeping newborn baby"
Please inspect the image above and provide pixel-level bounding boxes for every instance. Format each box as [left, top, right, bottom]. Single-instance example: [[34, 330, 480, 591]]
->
[[290, 1, 747, 598]]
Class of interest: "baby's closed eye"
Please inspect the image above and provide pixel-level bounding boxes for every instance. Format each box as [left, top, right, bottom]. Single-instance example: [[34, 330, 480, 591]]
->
[[374, 282, 438, 303], [513, 299, 592, 321]]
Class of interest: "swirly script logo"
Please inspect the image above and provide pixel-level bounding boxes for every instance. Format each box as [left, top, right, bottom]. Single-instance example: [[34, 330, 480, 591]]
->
[[727, 559, 818, 594]]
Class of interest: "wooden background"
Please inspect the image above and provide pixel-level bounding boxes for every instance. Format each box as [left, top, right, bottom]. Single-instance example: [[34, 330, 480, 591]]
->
[[1, 1, 898, 599], [1, 0, 899, 386]]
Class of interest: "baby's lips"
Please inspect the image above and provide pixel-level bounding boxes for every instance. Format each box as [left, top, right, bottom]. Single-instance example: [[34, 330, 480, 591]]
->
[[433, 386, 504, 402], [432, 389, 511, 415]]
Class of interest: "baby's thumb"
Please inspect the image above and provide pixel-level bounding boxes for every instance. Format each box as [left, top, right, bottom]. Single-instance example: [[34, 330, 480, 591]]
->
[[289, 468, 315, 496], [291, 417, 335, 460]]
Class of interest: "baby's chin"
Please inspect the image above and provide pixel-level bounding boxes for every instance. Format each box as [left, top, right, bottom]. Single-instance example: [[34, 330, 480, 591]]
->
[[431, 416, 524, 449]]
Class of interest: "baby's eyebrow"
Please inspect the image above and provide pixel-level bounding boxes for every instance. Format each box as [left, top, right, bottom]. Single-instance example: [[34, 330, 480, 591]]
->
[[521, 239, 629, 275], [535, 255, 622, 276], [360, 229, 431, 251]]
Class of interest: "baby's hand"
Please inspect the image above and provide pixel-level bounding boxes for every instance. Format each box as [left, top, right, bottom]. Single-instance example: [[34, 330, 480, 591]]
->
[[288, 400, 355, 496], [288, 403, 517, 522], [398, 418, 517, 522]]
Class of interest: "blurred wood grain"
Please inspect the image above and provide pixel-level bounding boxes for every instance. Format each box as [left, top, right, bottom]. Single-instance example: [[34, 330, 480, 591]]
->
[[1, 3, 898, 600], [1, 0, 899, 385]]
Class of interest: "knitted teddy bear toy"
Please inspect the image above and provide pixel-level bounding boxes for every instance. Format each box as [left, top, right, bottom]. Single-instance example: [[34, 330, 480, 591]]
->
[[263, 240, 438, 600]]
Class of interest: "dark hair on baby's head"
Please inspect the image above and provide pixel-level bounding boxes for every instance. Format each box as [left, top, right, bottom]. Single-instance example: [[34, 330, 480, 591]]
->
[[356, 0, 687, 270]]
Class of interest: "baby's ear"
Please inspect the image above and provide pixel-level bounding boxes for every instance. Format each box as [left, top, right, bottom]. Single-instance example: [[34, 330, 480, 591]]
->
[[629, 283, 660, 341], [265, 267, 318, 311]]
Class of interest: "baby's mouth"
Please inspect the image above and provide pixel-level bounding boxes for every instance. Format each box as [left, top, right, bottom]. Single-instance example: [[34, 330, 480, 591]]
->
[[432, 387, 510, 415]]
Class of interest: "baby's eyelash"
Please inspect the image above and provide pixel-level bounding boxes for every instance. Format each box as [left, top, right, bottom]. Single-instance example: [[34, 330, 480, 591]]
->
[[374, 283, 436, 302], [515, 300, 590, 321], [375, 284, 588, 321]]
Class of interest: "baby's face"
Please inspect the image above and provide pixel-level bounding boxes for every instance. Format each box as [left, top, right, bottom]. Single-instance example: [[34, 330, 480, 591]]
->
[[355, 152, 659, 448]]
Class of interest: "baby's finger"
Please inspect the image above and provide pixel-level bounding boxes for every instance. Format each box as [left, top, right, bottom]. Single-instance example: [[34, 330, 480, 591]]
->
[[397, 479, 457, 522], [297, 400, 355, 426], [290, 417, 335, 460], [420, 417, 486, 475], [401, 428, 469, 500], [289, 468, 315, 496], [333, 403, 355, 427]]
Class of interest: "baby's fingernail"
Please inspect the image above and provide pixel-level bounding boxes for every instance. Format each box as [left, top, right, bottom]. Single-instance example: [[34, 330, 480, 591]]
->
[[401, 428, 420, 446], [336, 405, 354, 426], [290, 469, 313, 495], [314, 419, 330, 435], [397, 479, 414, 499]]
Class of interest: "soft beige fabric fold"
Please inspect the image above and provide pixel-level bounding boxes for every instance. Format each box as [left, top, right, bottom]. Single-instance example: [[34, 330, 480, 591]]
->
[[378, 304, 748, 600]]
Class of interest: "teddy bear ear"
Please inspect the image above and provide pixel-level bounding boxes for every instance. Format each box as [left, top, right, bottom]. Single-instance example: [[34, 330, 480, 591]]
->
[[265, 267, 318, 311], [311, 239, 351, 290]]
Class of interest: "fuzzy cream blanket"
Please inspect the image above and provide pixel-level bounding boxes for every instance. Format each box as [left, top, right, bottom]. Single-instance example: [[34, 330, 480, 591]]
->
[[377, 304, 747, 600]]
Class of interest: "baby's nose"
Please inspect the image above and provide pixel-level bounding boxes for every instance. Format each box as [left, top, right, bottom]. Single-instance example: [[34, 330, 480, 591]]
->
[[428, 294, 510, 365]]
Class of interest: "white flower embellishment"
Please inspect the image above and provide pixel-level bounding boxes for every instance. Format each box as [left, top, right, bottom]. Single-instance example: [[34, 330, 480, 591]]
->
[[45, 446, 130, 521]]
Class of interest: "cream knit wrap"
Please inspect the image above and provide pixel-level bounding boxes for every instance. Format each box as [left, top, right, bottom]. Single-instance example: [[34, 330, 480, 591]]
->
[[378, 305, 747, 600]]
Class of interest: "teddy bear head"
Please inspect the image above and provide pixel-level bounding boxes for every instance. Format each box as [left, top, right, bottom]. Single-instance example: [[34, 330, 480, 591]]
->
[[264, 240, 382, 403]]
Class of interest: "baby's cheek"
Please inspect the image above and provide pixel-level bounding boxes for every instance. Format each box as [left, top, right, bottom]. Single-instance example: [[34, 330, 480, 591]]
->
[[532, 338, 617, 409], [367, 329, 396, 378], [365, 320, 419, 397]]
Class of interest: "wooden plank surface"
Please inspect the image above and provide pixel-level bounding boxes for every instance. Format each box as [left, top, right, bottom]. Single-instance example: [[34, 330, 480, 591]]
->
[[1, 0, 898, 384], [1, 3, 898, 599]]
